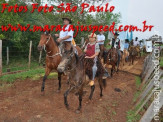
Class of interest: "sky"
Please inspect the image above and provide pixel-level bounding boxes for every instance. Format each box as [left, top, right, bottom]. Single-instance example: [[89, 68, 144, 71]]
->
[[110, 0, 163, 40]]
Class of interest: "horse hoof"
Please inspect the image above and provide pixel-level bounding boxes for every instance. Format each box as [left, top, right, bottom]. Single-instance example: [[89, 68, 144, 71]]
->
[[41, 88, 44, 92], [99, 98, 102, 101], [75, 110, 81, 114], [66, 105, 69, 110], [56, 90, 60, 93]]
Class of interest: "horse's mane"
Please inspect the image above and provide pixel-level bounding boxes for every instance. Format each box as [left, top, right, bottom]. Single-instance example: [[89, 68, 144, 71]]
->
[[43, 31, 59, 46], [52, 35, 60, 46]]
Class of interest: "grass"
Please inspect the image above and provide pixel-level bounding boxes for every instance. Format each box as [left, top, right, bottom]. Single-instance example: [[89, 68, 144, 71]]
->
[[0, 68, 58, 83], [126, 76, 142, 122], [2, 58, 40, 73], [135, 76, 141, 89], [0, 68, 45, 83], [160, 57, 163, 67]]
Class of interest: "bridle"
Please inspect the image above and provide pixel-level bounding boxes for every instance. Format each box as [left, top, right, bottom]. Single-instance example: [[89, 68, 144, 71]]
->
[[43, 34, 62, 58], [64, 51, 77, 72]]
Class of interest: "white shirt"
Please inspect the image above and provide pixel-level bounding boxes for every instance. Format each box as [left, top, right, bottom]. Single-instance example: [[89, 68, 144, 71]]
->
[[133, 40, 139, 46], [59, 24, 73, 42], [97, 34, 105, 45], [110, 38, 120, 49]]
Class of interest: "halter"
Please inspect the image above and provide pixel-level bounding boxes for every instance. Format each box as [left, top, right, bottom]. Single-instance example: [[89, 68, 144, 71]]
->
[[43, 34, 62, 58]]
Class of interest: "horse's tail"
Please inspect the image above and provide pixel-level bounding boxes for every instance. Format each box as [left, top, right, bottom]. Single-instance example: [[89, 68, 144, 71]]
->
[[102, 79, 107, 89]]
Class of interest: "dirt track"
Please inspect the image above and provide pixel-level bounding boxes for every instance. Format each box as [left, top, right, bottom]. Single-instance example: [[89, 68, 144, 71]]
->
[[0, 58, 144, 122]]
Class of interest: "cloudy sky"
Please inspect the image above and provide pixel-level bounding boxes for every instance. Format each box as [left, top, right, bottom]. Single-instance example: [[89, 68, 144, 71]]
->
[[110, 0, 163, 39]]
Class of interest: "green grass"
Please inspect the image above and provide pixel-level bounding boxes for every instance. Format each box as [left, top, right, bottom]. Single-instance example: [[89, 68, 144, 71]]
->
[[2, 58, 40, 73], [135, 76, 141, 89], [0, 68, 44, 83], [126, 76, 142, 122], [160, 57, 163, 67], [0, 68, 58, 83]]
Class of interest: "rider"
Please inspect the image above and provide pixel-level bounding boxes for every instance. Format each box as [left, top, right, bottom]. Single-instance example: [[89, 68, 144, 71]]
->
[[84, 33, 109, 86], [109, 32, 121, 67], [133, 37, 139, 46], [124, 39, 129, 50], [55, 16, 73, 51], [97, 30, 105, 59]]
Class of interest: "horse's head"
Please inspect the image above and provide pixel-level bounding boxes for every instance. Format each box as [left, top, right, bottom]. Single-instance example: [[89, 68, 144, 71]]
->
[[37, 31, 51, 51], [108, 48, 117, 62], [57, 47, 78, 73]]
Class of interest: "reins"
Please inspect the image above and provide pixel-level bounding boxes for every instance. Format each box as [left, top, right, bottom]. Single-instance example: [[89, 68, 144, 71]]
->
[[43, 34, 62, 58]]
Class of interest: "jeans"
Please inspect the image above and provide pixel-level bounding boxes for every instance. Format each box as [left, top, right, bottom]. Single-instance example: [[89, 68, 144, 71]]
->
[[117, 49, 121, 67], [92, 57, 97, 80]]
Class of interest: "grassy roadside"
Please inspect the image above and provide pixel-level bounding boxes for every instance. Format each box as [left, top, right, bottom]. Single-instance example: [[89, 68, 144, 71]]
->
[[160, 57, 163, 67], [2, 58, 40, 73], [126, 76, 141, 122], [0, 68, 58, 83]]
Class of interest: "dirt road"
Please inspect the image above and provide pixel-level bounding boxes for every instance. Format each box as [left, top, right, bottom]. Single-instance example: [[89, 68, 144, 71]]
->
[[0, 58, 144, 122]]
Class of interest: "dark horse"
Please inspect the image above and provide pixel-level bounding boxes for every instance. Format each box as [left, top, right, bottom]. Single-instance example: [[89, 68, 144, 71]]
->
[[128, 46, 139, 65], [57, 47, 106, 113], [104, 48, 119, 77], [37, 31, 82, 92]]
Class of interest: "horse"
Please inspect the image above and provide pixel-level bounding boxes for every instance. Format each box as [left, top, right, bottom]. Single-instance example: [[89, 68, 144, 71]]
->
[[121, 49, 129, 66], [37, 31, 82, 92], [128, 46, 138, 65], [57, 47, 106, 113], [81, 38, 89, 50], [104, 48, 118, 77]]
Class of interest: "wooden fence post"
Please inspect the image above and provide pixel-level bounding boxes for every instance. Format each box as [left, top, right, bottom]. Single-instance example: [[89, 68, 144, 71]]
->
[[6, 47, 9, 65], [28, 41, 32, 68], [39, 50, 42, 66], [0, 40, 2, 76]]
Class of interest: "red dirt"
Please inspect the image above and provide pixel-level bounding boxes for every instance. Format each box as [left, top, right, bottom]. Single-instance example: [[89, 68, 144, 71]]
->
[[0, 58, 144, 122]]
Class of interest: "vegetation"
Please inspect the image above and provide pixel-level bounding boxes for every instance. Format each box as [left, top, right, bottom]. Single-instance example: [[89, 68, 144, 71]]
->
[[126, 76, 141, 122], [160, 57, 163, 67], [0, 67, 57, 83], [0, 0, 121, 57]]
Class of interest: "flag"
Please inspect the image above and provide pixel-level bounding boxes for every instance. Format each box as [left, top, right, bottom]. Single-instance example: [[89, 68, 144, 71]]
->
[[126, 31, 129, 40], [129, 30, 133, 41]]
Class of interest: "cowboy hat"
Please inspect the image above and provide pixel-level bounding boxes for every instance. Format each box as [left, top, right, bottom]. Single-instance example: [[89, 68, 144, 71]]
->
[[88, 33, 97, 39], [62, 17, 72, 24], [114, 32, 119, 36]]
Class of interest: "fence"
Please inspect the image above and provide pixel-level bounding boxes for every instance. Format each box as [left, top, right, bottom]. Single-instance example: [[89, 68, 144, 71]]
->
[[132, 47, 163, 122], [0, 40, 46, 76], [0, 37, 85, 76]]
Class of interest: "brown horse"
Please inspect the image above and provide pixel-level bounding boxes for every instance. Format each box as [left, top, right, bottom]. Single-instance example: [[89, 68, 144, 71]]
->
[[128, 46, 139, 65], [81, 38, 89, 50], [104, 48, 118, 77], [37, 31, 82, 92], [121, 49, 129, 66], [57, 47, 106, 113]]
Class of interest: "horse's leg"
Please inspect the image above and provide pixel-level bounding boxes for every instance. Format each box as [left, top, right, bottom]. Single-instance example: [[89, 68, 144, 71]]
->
[[57, 72, 62, 92], [111, 67, 113, 77], [98, 79, 103, 97], [132, 56, 134, 65], [76, 87, 83, 114], [89, 85, 95, 100], [64, 86, 74, 109], [41, 67, 51, 92]]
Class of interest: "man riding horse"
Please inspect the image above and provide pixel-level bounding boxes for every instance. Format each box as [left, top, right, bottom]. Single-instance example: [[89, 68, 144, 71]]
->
[[109, 32, 121, 67], [97, 30, 105, 59], [55, 16, 73, 51]]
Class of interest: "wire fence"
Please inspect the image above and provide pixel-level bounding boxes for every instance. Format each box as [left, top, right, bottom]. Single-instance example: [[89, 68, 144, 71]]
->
[[1, 40, 46, 75]]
